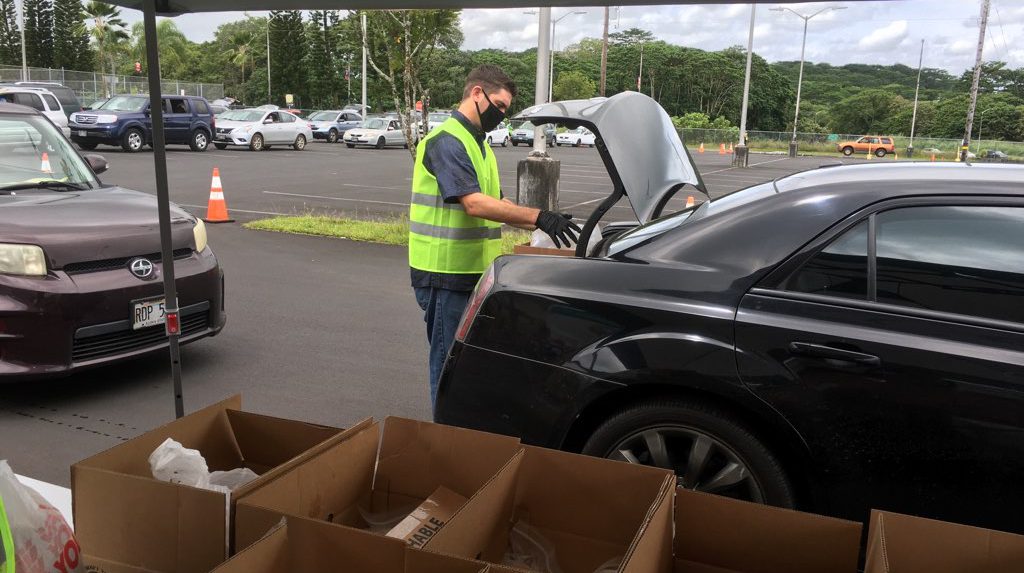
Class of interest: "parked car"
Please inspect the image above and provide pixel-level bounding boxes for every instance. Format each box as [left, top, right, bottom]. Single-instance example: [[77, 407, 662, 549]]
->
[[984, 150, 1009, 159], [510, 121, 555, 147], [307, 109, 364, 143], [428, 112, 452, 132], [837, 135, 896, 157], [485, 121, 510, 147], [213, 108, 311, 151], [85, 99, 108, 111], [436, 92, 1024, 536], [0, 87, 70, 136], [69, 94, 216, 153], [0, 81, 83, 119], [0, 102, 225, 380], [555, 126, 596, 147], [210, 104, 229, 116], [343, 117, 414, 149]]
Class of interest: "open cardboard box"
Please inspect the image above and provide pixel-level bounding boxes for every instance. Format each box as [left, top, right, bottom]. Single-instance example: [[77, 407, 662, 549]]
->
[[430, 445, 676, 573], [673, 488, 861, 573], [864, 510, 1024, 573], [72, 395, 364, 573], [212, 516, 489, 573], [512, 244, 575, 257], [234, 416, 522, 554]]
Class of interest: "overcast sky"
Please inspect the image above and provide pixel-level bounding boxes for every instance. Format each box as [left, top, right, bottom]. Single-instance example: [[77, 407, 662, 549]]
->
[[116, 1, 1024, 74]]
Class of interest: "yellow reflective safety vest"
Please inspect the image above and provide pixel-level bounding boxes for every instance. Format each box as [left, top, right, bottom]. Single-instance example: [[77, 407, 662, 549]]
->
[[409, 117, 502, 275], [0, 490, 13, 573]]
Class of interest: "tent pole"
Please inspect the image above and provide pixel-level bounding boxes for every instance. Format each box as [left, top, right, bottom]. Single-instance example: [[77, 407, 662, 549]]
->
[[143, 0, 185, 419]]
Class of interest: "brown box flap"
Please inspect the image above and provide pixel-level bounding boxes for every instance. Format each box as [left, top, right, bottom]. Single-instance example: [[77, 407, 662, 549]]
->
[[674, 489, 861, 573], [512, 244, 575, 257], [865, 510, 1024, 573], [621, 477, 675, 573]]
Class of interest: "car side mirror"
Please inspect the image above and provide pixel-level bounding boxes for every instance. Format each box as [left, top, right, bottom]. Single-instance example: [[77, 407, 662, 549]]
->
[[85, 154, 108, 175], [143, 109, 151, 117]]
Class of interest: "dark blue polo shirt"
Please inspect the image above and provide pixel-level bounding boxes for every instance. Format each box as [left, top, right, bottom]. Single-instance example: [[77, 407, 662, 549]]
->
[[410, 111, 495, 292]]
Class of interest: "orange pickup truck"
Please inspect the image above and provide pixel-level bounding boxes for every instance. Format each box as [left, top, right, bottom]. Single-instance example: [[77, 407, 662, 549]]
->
[[837, 136, 896, 157]]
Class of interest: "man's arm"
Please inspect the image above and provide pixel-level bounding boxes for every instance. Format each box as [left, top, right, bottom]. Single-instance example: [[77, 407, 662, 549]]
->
[[502, 197, 538, 230], [460, 192, 539, 226]]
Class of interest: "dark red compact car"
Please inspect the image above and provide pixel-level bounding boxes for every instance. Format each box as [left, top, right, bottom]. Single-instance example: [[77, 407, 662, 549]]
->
[[0, 102, 225, 380]]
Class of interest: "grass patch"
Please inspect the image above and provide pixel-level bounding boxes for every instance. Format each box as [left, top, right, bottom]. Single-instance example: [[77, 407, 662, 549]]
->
[[244, 214, 532, 255]]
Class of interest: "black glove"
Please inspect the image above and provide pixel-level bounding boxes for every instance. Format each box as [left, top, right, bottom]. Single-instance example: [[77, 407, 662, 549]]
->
[[536, 211, 582, 248]]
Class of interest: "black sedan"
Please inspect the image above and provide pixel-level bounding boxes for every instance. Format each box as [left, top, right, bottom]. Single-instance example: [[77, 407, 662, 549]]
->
[[435, 92, 1024, 534]]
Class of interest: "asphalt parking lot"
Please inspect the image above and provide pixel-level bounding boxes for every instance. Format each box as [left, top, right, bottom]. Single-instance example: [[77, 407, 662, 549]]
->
[[0, 140, 865, 486]]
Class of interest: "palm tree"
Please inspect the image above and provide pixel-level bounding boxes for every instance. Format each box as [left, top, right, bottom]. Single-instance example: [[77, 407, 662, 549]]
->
[[224, 31, 256, 84], [85, 2, 129, 95]]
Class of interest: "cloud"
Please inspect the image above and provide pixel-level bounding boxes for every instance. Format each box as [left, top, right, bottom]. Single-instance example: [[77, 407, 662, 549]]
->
[[858, 20, 909, 51]]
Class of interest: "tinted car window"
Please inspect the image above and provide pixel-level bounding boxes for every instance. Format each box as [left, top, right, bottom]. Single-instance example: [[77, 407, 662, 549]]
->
[[42, 94, 60, 110], [784, 220, 869, 300], [168, 99, 189, 114], [193, 99, 210, 115], [11, 93, 44, 110], [875, 206, 1024, 323]]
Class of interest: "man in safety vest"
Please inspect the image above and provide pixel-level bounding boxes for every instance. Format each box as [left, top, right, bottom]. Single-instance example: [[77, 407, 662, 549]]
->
[[410, 65, 580, 409]]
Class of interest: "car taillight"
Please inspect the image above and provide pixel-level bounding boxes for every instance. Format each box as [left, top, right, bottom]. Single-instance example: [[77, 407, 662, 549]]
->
[[455, 266, 495, 343]]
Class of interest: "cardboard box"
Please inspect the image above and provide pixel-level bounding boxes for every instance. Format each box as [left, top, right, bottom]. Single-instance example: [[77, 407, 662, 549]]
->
[[865, 510, 1024, 573], [430, 445, 676, 573], [72, 395, 363, 573], [673, 488, 861, 573], [234, 416, 522, 554], [211, 516, 488, 573], [512, 244, 575, 256]]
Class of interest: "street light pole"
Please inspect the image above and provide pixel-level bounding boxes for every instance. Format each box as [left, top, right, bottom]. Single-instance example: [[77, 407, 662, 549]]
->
[[16, 0, 28, 81], [548, 10, 586, 103], [770, 5, 846, 158], [908, 39, 924, 156], [734, 4, 755, 168], [266, 13, 273, 104]]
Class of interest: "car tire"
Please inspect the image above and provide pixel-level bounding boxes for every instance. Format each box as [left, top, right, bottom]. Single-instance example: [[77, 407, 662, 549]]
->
[[77, 142, 98, 151], [512, 141, 518, 147], [841, 146, 854, 156], [582, 398, 796, 508], [375, 136, 385, 150], [293, 134, 306, 151], [189, 129, 210, 152], [214, 142, 228, 150], [346, 143, 355, 149], [502, 137, 509, 147], [121, 128, 145, 153], [875, 148, 886, 158], [249, 133, 264, 151], [576, 139, 582, 147], [327, 129, 338, 143]]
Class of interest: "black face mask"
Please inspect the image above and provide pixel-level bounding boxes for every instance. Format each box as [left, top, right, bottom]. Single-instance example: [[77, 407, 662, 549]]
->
[[474, 91, 506, 133]]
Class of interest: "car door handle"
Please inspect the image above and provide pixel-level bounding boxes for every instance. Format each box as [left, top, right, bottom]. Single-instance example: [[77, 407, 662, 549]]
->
[[789, 342, 881, 366]]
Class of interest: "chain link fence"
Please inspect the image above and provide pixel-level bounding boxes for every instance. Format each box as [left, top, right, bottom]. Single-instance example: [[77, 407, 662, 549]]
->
[[1, 66, 224, 104]]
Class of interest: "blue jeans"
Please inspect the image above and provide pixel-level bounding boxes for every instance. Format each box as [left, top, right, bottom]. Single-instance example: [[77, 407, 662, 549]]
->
[[414, 287, 471, 411]]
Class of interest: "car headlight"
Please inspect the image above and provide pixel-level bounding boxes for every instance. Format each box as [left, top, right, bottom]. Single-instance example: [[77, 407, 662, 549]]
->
[[94, 115, 118, 124], [193, 219, 208, 253], [0, 244, 47, 277]]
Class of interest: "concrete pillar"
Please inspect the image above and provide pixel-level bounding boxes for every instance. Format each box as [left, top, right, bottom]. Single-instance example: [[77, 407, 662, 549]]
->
[[788, 141, 798, 158], [517, 156, 560, 211], [906, 145, 914, 158], [733, 145, 750, 168]]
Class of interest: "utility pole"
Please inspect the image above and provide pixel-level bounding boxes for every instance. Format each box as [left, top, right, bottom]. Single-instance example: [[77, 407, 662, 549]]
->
[[600, 6, 609, 96], [908, 39, 924, 157], [637, 42, 643, 91], [361, 11, 367, 120], [734, 4, 755, 168], [266, 13, 273, 104], [17, 0, 28, 80], [961, 0, 990, 162]]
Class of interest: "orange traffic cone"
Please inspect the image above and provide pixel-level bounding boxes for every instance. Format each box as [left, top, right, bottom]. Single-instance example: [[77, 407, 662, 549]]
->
[[698, 142, 705, 154], [930, 153, 936, 162], [685, 196, 695, 209], [719, 143, 726, 155], [203, 167, 234, 223], [40, 152, 52, 174], [728, 143, 734, 154]]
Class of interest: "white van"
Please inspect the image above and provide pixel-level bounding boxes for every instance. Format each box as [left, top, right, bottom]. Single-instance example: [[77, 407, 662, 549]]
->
[[0, 87, 70, 137]]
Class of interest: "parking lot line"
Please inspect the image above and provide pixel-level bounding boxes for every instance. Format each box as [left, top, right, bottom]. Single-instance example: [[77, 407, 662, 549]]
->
[[263, 190, 408, 207], [343, 183, 409, 192]]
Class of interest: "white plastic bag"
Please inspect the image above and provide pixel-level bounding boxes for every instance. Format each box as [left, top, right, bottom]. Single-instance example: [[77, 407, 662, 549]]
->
[[503, 520, 564, 573], [530, 224, 602, 256], [148, 439, 257, 494], [0, 460, 84, 573], [209, 468, 259, 492]]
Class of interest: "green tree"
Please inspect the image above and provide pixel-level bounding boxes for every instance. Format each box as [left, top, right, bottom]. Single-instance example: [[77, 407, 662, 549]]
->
[[305, 10, 345, 109], [268, 10, 306, 106], [53, 0, 92, 70], [23, 0, 53, 68], [130, 20, 194, 81], [85, 1, 129, 93], [223, 29, 256, 84], [0, 0, 21, 66], [553, 70, 595, 100], [830, 89, 908, 134]]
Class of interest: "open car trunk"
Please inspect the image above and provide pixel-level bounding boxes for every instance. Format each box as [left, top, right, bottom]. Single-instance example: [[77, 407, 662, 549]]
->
[[514, 91, 709, 256]]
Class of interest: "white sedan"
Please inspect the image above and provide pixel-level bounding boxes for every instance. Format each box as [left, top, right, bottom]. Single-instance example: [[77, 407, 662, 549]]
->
[[555, 127, 596, 147], [213, 109, 312, 151], [344, 117, 416, 149], [486, 122, 510, 147]]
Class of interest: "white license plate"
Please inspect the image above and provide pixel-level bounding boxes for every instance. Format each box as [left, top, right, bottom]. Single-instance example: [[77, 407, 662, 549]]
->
[[132, 298, 166, 330], [78, 130, 87, 137]]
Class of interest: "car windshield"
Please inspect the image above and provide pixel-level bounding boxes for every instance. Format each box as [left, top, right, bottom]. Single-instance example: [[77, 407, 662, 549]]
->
[[219, 110, 265, 122], [514, 122, 535, 130], [98, 96, 147, 112], [606, 182, 776, 256], [363, 118, 386, 129], [309, 111, 336, 121], [0, 114, 99, 190], [429, 113, 449, 122]]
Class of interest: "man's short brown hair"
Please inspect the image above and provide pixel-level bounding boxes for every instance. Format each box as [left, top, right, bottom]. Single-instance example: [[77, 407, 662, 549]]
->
[[463, 65, 518, 100]]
